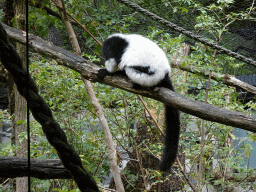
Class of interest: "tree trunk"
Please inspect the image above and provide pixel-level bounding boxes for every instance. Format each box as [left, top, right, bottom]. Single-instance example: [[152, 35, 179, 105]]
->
[[3, 0, 16, 190], [14, 0, 28, 191], [3, 0, 15, 131]]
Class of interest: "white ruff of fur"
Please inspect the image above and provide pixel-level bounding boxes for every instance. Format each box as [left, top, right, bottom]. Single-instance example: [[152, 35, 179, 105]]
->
[[106, 34, 171, 87], [105, 58, 118, 73]]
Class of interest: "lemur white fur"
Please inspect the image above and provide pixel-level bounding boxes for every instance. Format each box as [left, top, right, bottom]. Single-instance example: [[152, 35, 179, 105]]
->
[[103, 33, 171, 87], [97, 33, 180, 172]]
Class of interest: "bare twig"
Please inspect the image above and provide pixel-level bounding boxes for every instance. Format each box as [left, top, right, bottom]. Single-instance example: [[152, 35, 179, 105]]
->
[[248, 0, 255, 15], [53, 1, 102, 46], [81, 7, 104, 41], [137, 95, 165, 136], [176, 157, 198, 192], [134, 139, 148, 191], [1, 178, 9, 186]]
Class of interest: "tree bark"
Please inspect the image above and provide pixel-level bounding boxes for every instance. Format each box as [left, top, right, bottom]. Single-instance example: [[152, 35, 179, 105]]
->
[[3, 1, 16, 189], [3, 0, 15, 133], [3, 0, 14, 27], [0, 157, 72, 179], [14, 1, 28, 191], [83, 79, 125, 192]]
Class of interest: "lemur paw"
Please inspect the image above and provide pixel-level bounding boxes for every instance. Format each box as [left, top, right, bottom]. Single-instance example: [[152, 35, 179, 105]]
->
[[97, 69, 110, 80], [132, 82, 142, 90]]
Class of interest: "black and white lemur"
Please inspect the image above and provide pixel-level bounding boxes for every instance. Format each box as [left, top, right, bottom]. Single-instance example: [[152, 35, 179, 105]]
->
[[97, 33, 180, 172]]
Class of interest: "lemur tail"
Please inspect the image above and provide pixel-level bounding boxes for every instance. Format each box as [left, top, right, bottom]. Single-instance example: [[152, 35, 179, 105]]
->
[[158, 74, 180, 172]]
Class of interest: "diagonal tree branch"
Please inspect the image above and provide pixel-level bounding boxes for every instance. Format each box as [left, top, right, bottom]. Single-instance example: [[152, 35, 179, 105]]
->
[[53, 0, 124, 190], [2, 22, 256, 133]]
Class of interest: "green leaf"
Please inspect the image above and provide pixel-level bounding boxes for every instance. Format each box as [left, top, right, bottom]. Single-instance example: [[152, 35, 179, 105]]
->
[[16, 120, 25, 125]]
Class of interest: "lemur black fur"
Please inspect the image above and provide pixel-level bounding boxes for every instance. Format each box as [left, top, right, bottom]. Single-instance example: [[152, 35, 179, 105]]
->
[[97, 33, 180, 172]]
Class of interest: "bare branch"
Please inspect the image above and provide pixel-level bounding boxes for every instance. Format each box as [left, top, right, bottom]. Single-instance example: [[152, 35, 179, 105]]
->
[[52, 1, 125, 190], [172, 61, 256, 94]]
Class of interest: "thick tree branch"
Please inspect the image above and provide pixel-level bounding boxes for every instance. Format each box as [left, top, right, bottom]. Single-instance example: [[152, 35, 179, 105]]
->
[[2, 22, 256, 133], [0, 157, 72, 179], [172, 61, 256, 94], [2, 157, 253, 183]]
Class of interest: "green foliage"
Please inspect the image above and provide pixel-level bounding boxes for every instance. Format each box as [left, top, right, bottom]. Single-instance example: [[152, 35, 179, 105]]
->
[[28, 6, 57, 38], [1, 0, 255, 191], [0, 10, 4, 22], [53, 188, 80, 192], [0, 142, 16, 156]]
